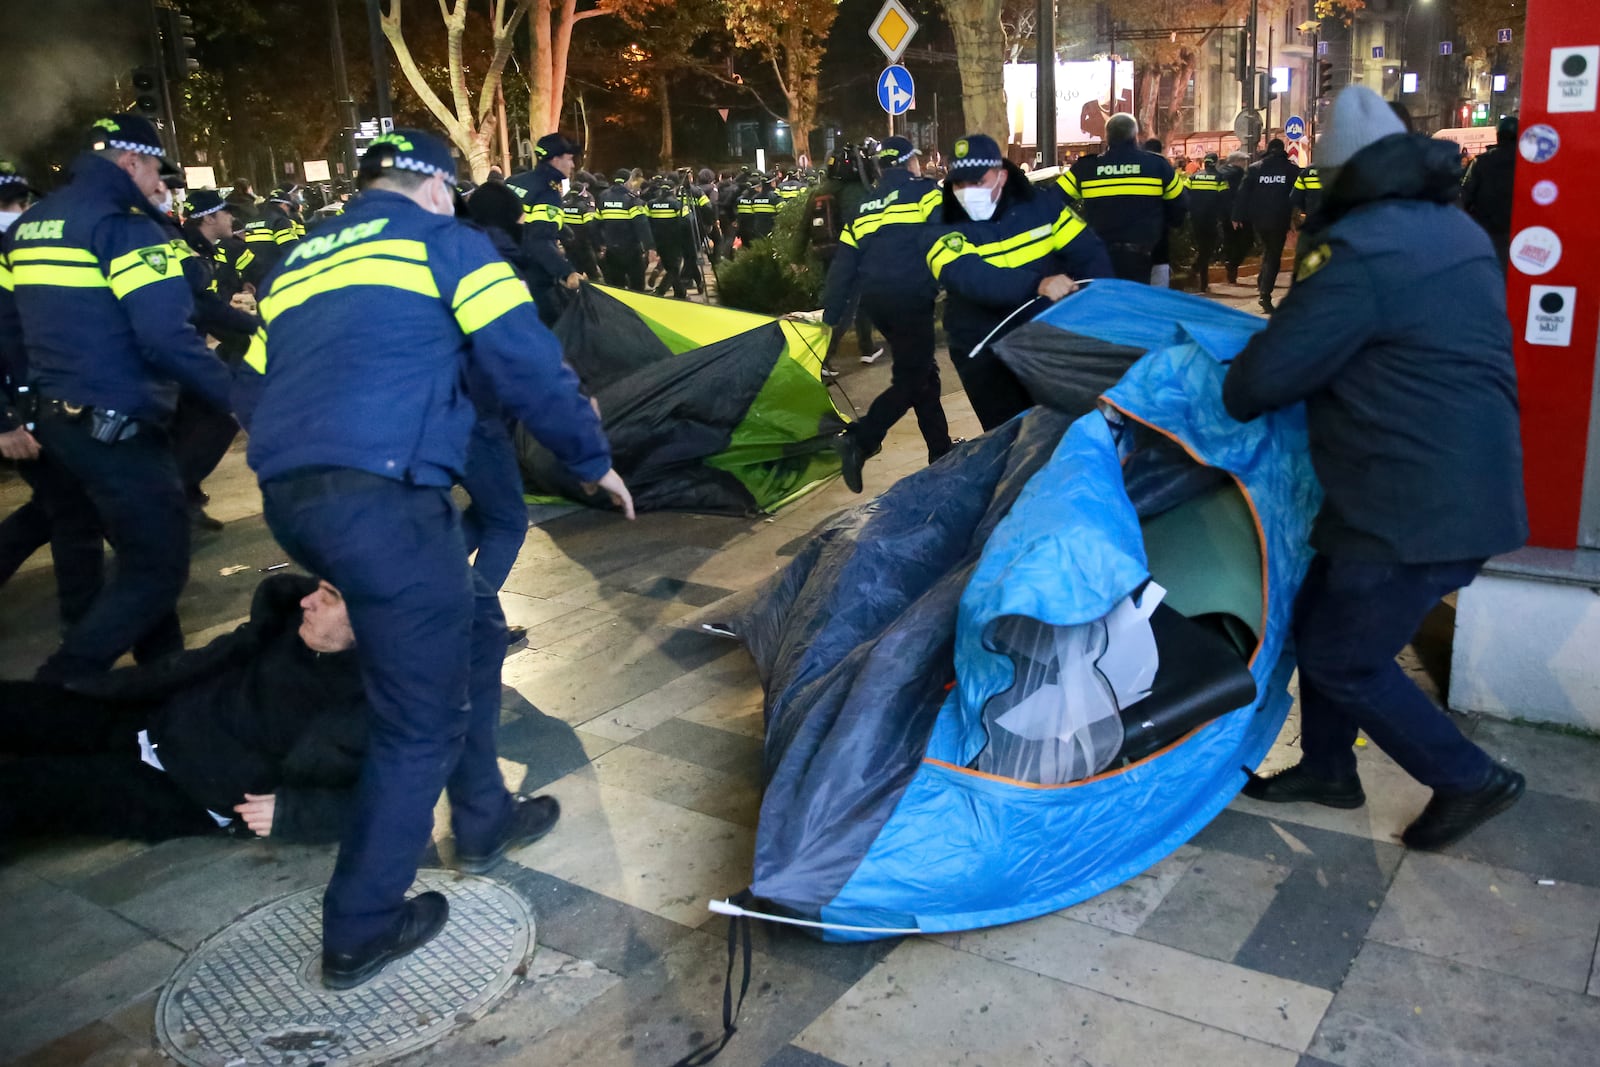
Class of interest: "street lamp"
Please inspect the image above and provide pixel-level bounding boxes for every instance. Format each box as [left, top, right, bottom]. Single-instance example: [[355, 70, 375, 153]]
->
[[1397, 0, 1433, 102]]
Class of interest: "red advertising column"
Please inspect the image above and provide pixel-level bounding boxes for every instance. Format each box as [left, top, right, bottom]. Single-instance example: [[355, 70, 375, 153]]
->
[[1508, 0, 1600, 548]]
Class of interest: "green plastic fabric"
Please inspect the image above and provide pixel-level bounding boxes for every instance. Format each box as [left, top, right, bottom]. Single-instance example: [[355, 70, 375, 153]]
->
[[708, 350, 843, 512], [1140, 484, 1265, 640]]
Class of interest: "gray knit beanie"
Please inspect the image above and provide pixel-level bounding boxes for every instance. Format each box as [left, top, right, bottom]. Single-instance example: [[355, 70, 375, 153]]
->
[[1317, 85, 1408, 168]]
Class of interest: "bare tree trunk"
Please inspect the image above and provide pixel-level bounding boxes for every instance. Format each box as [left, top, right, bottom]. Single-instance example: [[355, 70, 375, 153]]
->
[[656, 72, 674, 169], [529, 0, 554, 133], [497, 84, 512, 172], [550, 0, 583, 133], [1137, 65, 1160, 135], [941, 0, 1008, 139]]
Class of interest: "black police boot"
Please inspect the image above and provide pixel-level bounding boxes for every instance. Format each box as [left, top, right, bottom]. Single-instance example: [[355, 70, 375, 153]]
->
[[1226, 265, 1239, 285], [505, 625, 528, 651], [1401, 765, 1525, 851], [455, 794, 561, 875], [1242, 763, 1366, 809], [189, 503, 225, 532], [1259, 296, 1275, 315], [321, 890, 449, 990], [831, 430, 868, 494]]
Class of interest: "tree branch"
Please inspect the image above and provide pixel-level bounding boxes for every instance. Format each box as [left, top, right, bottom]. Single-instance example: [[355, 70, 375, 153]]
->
[[380, 0, 463, 135]]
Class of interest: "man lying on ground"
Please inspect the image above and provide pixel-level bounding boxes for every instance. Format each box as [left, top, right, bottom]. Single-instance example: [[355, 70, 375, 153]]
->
[[0, 574, 367, 844]]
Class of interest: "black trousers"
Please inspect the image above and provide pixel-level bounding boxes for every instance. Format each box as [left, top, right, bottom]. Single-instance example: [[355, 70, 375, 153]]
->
[[855, 291, 951, 459], [1191, 216, 1221, 285], [32, 412, 189, 683], [950, 334, 1034, 433], [1257, 226, 1289, 300], [2, 451, 107, 632], [0, 680, 217, 840], [170, 390, 239, 503], [653, 235, 688, 299], [602, 245, 646, 292], [1223, 223, 1252, 272], [1106, 243, 1155, 284]]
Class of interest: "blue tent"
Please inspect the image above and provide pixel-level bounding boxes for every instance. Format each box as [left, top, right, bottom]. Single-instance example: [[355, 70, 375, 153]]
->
[[731, 281, 1321, 940]]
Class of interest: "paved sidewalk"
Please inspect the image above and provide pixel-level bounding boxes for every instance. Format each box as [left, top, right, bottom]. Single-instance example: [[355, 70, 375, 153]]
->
[[3, 343, 1598, 1067]]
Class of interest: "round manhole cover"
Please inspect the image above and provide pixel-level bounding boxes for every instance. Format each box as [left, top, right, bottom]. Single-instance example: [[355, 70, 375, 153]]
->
[[156, 869, 533, 1066]]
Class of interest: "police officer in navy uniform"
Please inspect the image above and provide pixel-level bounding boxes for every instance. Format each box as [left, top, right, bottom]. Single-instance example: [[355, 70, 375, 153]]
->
[[0, 114, 234, 683], [1232, 138, 1300, 313], [644, 173, 695, 299], [596, 169, 654, 291], [1059, 114, 1187, 283], [241, 187, 300, 287], [735, 173, 782, 244], [1290, 164, 1325, 231], [239, 129, 634, 990], [926, 133, 1114, 430], [170, 189, 259, 528], [1186, 154, 1229, 292], [560, 173, 602, 281], [821, 136, 950, 491], [504, 133, 583, 324]]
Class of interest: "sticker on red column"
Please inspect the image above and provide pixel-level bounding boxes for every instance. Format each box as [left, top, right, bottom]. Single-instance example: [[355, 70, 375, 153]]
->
[[1511, 226, 1563, 276], [1526, 286, 1577, 347], [1549, 46, 1599, 112], [1519, 124, 1560, 162], [1533, 180, 1559, 206]]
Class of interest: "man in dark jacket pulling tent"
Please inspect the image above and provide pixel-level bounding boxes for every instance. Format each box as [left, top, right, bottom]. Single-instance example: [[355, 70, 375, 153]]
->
[[0, 574, 366, 844], [1223, 86, 1527, 852], [926, 133, 1114, 431]]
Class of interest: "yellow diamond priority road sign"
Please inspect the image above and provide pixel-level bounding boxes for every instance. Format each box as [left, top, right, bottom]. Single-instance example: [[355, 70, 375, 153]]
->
[[869, 0, 919, 65]]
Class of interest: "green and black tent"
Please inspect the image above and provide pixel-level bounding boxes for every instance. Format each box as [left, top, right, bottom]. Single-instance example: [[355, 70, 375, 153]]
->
[[515, 283, 847, 515]]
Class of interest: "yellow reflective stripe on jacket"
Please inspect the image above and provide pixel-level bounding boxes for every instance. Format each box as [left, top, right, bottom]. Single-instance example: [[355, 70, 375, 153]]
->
[[106, 245, 187, 298], [11, 246, 108, 288], [1162, 172, 1185, 200], [598, 207, 635, 220], [925, 206, 1089, 277], [848, 193, 939, 243], [451, 261, 531, 334], [1057, 172, 1082, 199], [259, 245, 437, 323], [1076, 177, 1166, 198], [244, 228, 279, 245], [236, 248, 256, 272], [243, 327, 268, 373], [525, 204, 564, 225], [926, 236, 978, 278], [269, 239, 428, 293], [0, 253, 12, 293], [1294, 173, 1322, 190], [275, 227, 299, 245]]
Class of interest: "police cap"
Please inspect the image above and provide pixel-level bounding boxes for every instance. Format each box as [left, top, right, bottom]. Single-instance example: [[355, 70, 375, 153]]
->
[[183, 188, 236, 219], [86, 114, 175, 171], [535, 132, 581, 159], [359, 129, 459, 188], [947, 133, 1003, 180], [267, 184, 303, 206], [878, 136, 920, 166], [612, 168, 633, 182], [0, 161, 34, 196]]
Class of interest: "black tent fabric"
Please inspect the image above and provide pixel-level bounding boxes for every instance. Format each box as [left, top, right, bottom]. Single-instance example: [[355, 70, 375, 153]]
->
[[549, 283, 673, 391]]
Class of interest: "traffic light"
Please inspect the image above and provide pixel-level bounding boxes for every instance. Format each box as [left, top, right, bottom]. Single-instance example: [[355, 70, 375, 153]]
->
[[1317, 60, 1334, 97], [161, 9, 199, 81], [130, 67, 162, 117]]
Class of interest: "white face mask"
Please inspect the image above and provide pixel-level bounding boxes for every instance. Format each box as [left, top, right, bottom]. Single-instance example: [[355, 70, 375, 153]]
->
[[153, 188, 174, 216], [561, 178, 570, 196], [0, 209, 23, 232], [956, 183, 998, 222]]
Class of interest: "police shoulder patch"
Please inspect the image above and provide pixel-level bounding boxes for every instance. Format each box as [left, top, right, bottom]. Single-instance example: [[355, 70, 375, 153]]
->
[[138, 246, 169, 274], [1296, 243, 1332, 283], [941, 232, 966, 252]]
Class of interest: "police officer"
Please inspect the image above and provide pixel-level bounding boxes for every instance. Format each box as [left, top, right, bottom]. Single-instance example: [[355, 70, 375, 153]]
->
[[821, 136, 949, 491], [0, 162, 33, 232], [926, 133, 1114, 430], [504, 133, 584, 324], [774, 167, 807, 202], [645, 173, 696, 299], [596, 168, 653, 291], [1186, 154, 1229, 292], [0, 114, 234, 683], [241, 186, 300, 287], [735, 173, 782, 244], [1217, 150, 1252, 284], [1059, 115, 1187, 282], [1289, 164, 1324, 231], [171, 189, 260, 528], [239, 129, 634, 989], [1232, 138, 1299, 313], [560, 172, 602, 281]]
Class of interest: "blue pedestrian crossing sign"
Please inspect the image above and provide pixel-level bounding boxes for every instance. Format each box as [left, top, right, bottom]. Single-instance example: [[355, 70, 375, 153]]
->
[[1284, 115, 1306, 141], [878, 65, 914, 116]]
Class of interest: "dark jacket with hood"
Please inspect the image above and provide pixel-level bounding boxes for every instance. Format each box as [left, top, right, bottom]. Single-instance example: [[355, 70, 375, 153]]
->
[[1461, 140, 1517, 246], [71, 574, 368, 843], [1223, 133, 1528, 564], [925, 160, 1113, 353], [1232, 143, 1300, 231]]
